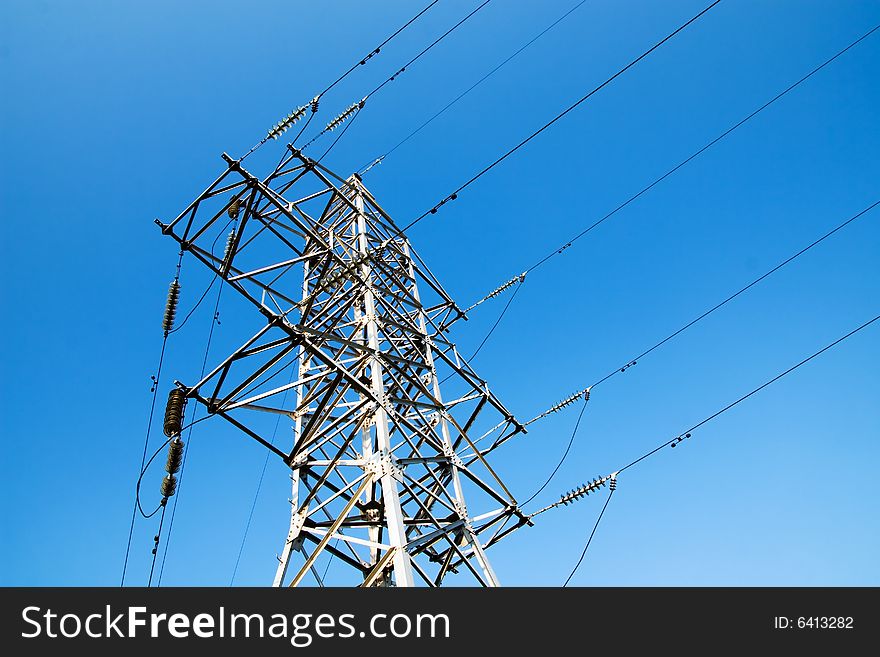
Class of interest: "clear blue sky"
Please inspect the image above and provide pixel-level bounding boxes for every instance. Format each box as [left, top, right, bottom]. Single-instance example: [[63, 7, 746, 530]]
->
[[1, 0, 878, 586]]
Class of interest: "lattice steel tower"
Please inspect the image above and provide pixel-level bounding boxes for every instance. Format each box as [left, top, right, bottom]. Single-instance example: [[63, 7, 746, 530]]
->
[[157, 148, 529, 586]]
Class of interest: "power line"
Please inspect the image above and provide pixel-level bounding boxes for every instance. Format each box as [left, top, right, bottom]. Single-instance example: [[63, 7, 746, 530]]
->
[[457, 22, 880, 319], [364, 0, 493, 103], [156, 281, 226, 586], [400, 1, 722, 233], [318, 1, 442, 100], [467, 279, 523, 361], [147, 504, 168, 587], [529, 310, 880, 528], [617, 312, 880, 476], [531, 312, 880, 520], [241, 0, 442, 159], [522, 395, 590, 507], [563, 485, 615, 586], [553, 314, 880, 580], [438, 279, 523, 386], [523, 23, 880, 276], [301, 0, 495, 157], [586, 199, 880, 391], [359, 0, 590, 174], [505, 199, 877, 481], [121, 251, 183, 586], [230, 367, 298, 586]]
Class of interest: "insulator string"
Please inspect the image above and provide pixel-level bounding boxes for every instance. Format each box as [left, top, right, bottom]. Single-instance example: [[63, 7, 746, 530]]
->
[[157, 281, 226, 585], [121, 250, 184, 586]]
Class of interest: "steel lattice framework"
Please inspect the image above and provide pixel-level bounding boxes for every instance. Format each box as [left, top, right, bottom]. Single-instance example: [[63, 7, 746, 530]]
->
[[157, 148, 530, 586]]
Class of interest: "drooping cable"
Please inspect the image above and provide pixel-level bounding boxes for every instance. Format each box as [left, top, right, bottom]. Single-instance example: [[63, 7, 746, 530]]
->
[[562, 484, 615, 586], [521, 394, 590, 507], [121, 250, 183, 586], [156, 281, 226, 586], [467, 279, 522, 361]]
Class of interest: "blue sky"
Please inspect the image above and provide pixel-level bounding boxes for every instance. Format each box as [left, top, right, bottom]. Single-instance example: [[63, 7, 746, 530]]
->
[[1, 0, 878, 586]]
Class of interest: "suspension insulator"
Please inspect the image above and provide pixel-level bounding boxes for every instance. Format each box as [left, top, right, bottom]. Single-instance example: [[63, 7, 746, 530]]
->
[[310, 96, 320, 113], [160, 474, 178, 498], [609, 476, 617, 492], [163, 388, 187, 437], [162, 280, 181, 333], [325, 101, 361, 132], [267, 104, 308, 140], [165, 437, 184, 474], [223, 228, 237, 262], [227, 198, 241, 220], [559, 475, 609, 506], [485, 272, 527, 301], [549, 387, 589, 415]]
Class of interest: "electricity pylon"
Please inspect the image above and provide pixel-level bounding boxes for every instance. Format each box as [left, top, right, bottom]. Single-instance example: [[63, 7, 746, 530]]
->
[[157, 148, 529, 586]]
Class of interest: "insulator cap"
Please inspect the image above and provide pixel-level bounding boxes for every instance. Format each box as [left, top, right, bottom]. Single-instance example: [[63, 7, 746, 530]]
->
[[165, 437, 184, 474], [163, 388, 187, 437], [160, 474, 178, 498], [162, 280, 181, 333]]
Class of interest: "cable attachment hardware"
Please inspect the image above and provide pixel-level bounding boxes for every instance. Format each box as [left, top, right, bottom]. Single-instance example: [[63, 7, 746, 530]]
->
[[609, 474, 618, 492], [310, 96, 320, 113], [162, 280, 181, 333], [163, 388, 187, 437], [560, 475, 611, 506], [670, 432, 691, 448], [325, 100, 364, 132], [267, 105, 308, 140], [620, 359, 637, 373]]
